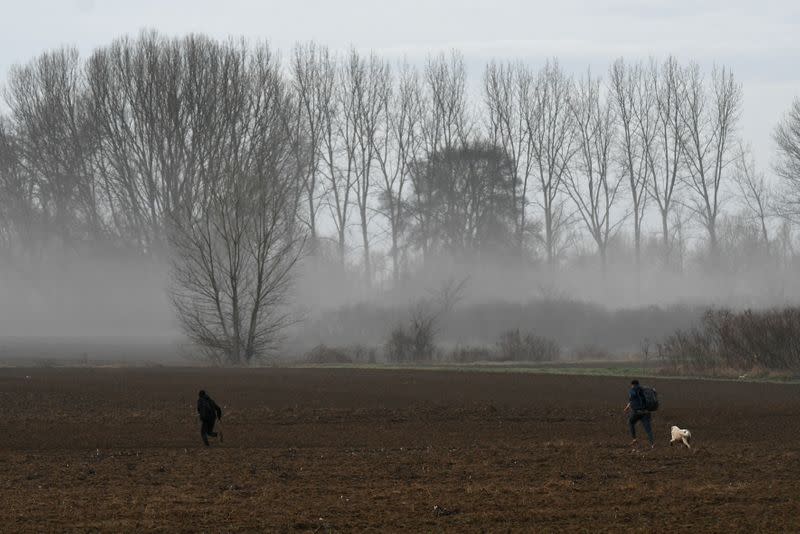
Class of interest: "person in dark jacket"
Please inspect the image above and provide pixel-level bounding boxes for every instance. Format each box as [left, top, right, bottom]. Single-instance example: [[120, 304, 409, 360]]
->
[[623, 379, 654, 449], [197, 390, 223, 446]]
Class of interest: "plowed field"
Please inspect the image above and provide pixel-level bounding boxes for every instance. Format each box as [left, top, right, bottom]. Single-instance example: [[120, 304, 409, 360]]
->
[[1, 367, 798, 532]]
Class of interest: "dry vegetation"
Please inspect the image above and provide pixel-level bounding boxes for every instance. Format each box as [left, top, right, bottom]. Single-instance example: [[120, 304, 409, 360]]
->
[[659, 307, 800, 377]]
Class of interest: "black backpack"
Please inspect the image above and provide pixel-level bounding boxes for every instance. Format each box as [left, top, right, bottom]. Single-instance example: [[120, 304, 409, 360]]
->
[[639, 386, 659, 412]]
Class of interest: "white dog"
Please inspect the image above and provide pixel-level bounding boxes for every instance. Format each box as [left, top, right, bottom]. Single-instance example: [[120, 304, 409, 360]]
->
[[670, 426, 692, 448]]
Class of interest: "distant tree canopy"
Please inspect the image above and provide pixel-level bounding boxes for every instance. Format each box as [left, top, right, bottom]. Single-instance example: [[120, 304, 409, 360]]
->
[[408, 141, 518, 258]]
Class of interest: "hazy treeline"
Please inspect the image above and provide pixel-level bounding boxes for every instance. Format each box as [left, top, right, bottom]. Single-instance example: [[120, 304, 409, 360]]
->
[[2, 31, 800, 363], [2, 32, 800, 279]]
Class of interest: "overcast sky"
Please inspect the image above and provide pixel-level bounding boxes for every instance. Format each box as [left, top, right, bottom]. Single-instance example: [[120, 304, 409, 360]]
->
[[1, 0, 798, 170]]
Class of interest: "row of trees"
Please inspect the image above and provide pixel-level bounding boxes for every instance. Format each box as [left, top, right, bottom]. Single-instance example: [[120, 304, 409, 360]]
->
[[5, 34, 800, 276], [291, 47, 792, 277], [2, 31, 800, 361]]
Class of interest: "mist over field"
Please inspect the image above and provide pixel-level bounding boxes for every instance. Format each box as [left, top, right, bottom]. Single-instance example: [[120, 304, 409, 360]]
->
[[0, 14, 798, 369], [284, 249, 800, 357], [0, 253, 174, 339], [4, 243, 799, 363]]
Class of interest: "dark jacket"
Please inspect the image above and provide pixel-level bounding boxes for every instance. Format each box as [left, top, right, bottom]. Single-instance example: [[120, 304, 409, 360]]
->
[[197, 393, 222, 422]]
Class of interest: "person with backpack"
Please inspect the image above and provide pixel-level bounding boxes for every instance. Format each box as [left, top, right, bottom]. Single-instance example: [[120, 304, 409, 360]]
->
[[197, 390, 223, 446], [624, 379, 655, 449]]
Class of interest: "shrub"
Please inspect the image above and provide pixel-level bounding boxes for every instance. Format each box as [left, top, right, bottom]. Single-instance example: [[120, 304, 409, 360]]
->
[[385, 313, 437, 363], [496, 329, 560, 362], [660, 307, 800, 373], [351, 345, 377, 364], [304, 345, 352, 364]]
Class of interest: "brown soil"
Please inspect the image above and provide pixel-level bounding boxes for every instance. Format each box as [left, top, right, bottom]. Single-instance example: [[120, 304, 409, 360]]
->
[[0, 367, 798, 532]]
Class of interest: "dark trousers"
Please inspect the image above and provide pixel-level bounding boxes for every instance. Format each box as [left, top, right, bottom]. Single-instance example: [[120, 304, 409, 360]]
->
[[201, 418, 217, 446], [628, 411, 654, 444]]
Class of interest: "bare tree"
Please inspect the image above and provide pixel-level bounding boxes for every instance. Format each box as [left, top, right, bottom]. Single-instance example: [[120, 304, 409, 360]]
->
[[679, 64, 742, 262], [566, 70, 625, 270], [86, 32, 210, 254], [348, 51, 389, 286], [169, 44, 305, 365], [773, 98, 800, 222], [484, 61, 535, 254], [733, 144, 771, 245], [610, 58, 655, 268], [421, 51, 471, 155], [0, 118, 39, 256], [374, 62, 422, 283], [647, 57, 687, 267], [5, 46, 99, 247], [526, 59, 576, 267], [291, 42, 335, 256], [318, 52, 359, 266], [86, 41, 148, 249]]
